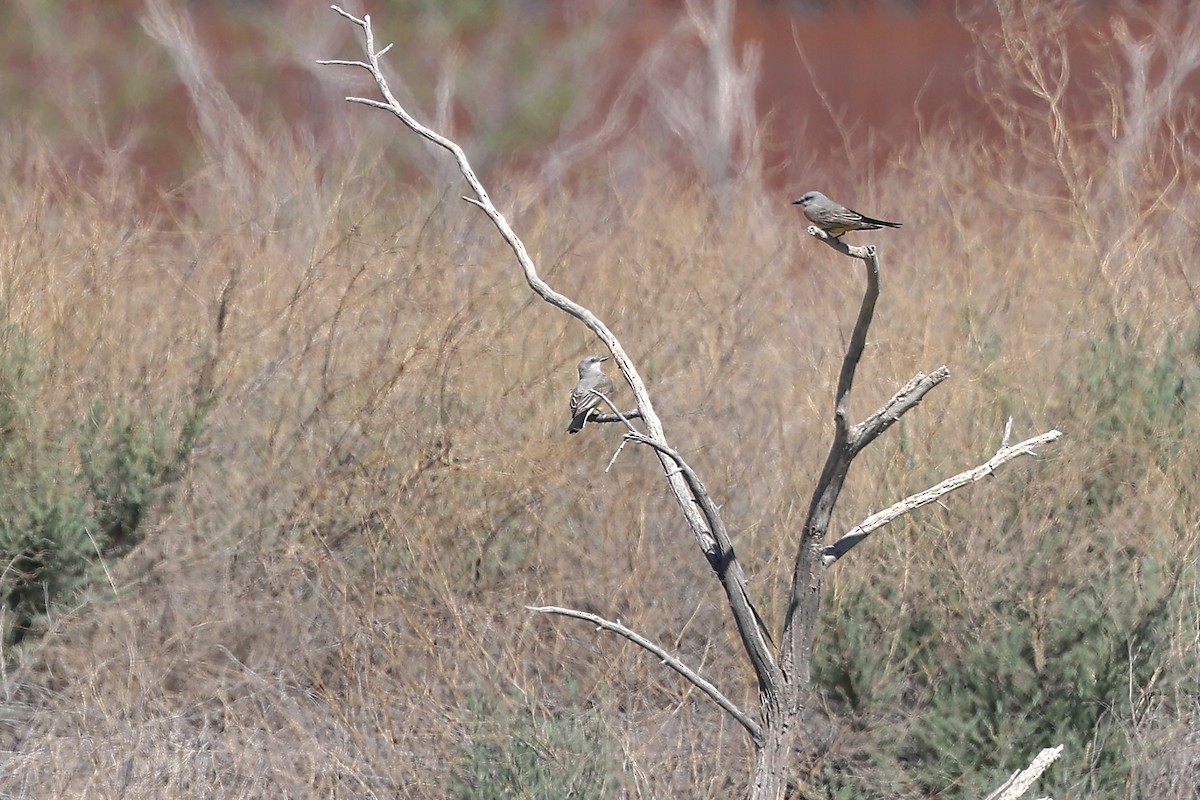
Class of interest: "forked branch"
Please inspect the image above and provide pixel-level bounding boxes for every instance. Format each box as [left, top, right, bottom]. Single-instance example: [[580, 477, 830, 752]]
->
[[782, 226, 1063, 695]]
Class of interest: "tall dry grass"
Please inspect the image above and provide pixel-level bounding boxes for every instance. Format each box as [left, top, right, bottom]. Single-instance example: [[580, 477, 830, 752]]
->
[[1, 2, 1198, 798]]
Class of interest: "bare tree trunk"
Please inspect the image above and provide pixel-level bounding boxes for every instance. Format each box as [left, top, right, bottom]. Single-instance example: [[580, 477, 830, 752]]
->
[[751, 690, 798, 800]]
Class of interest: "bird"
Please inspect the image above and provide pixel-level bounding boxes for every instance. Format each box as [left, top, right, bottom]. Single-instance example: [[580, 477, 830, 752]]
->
[[792, 191, 902, 239], [567, 355, 615, 434]]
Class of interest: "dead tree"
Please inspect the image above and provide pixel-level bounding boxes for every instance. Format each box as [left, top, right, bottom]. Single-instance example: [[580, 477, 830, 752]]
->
[[319, 8, 1064, 798]]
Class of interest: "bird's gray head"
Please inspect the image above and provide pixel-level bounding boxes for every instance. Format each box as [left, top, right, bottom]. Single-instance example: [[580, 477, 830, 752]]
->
[[578, 355, 608, 376], [792, 191, 824, 208]]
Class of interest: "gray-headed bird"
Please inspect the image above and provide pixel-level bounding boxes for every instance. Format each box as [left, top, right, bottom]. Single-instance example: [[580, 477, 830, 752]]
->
[[567, 355, 615, 434], [792, 191, 902, 239]]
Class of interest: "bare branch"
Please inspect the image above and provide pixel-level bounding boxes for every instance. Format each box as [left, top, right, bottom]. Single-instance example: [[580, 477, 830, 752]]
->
[[527, 605, 762, 743], [984, 744, 1064, 800], [808, 225, 876, 261], [327, 3, 358, 24], [810, 227, 879, 436], [850, 366, 952, 454], [320, 5, 710, 558], [588, 410, 644, 426], [593, 392, 644, 431], [624, 431, 780, 662], [784, 233, 882, 684], [603, 437, 629, 474], [314, 58, 369, 70], [822, 428, 1065, 565], [321, 4, 781, 704], [342, 97, 396, 112], [622, 433, 724, 545]]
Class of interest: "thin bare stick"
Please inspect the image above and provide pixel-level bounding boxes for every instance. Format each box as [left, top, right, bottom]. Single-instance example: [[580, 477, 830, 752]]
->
[[589, 409, 644, 426], [603, 438, 628, 473], [984, 745, 1065, 800], [595, 392, 643, 432], [594, 394, 641, 471], [527, 604, 763, 742], [822, 428, 1064, 565]]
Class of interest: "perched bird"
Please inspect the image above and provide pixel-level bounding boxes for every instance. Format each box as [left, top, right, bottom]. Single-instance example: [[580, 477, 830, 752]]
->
[[567, 355, 615, 434], [792, 191, 902, 239]]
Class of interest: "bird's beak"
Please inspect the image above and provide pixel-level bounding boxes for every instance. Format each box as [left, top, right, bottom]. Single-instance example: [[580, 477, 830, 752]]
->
[[599, 356, 609, 362], [790, 198, 801, 205]]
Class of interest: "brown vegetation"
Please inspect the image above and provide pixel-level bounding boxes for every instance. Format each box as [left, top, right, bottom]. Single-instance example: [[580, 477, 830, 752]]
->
[[1, 1, 1198, 798]]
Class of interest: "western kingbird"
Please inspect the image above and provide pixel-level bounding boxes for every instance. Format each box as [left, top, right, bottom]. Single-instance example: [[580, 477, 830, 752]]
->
[[792, 191, 901, 238], [567, 355, 615, 434]]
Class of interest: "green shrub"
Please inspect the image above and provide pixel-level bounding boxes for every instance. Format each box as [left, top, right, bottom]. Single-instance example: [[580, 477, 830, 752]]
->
[[452, 683, 624, 800], [801, 317, 1199, 798], [78, 395, 206, 555], [0, 315, 209, 644], [806, 544, 1186, 798], [1070, 318, 1200, 516], [906, 548, 1182, 797]]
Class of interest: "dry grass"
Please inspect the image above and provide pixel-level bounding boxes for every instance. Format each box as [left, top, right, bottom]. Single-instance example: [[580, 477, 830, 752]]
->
[[1, 4, 1199, 799]]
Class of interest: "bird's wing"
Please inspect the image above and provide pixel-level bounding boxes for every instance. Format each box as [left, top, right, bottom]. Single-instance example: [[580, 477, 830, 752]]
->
[[812, 205, 868, 227], [569, 388, 589, 415], [570, 377, 613, 415]]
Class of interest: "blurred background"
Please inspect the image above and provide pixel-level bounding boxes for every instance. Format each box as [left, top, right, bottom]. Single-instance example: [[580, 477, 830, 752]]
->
[[7, 0, 1175, 195], [0, 1, 1197, 798]]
